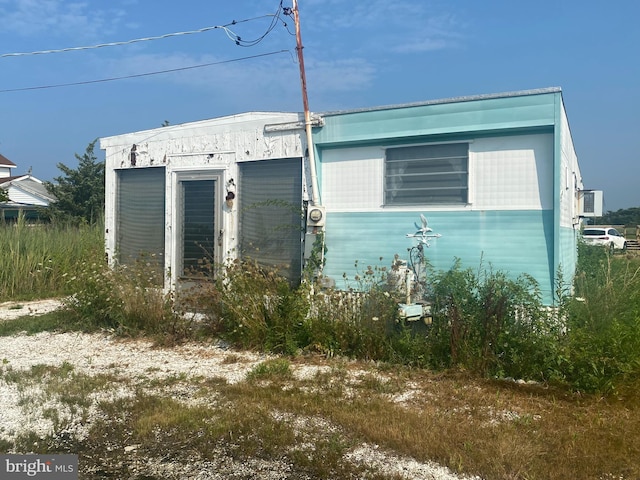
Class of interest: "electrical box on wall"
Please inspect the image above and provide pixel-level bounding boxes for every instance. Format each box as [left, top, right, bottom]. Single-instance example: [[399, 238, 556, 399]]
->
[[578, 190, 603, 217], [306, 205, 326, 227]]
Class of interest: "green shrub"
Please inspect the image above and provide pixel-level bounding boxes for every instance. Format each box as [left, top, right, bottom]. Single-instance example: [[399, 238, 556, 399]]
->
[[63, 256, 183, 339], [426, 259, 555, 379], [387, 324, 433, 368], [301, 259, 400, 360], [247, 358, 292, 381], [183, 257, 400, 359], [303, 286, 397, 360], [183, 259, 311, 355]]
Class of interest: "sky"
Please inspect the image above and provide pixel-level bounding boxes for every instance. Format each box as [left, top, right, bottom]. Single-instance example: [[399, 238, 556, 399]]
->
[[0, 0, 638, 211]]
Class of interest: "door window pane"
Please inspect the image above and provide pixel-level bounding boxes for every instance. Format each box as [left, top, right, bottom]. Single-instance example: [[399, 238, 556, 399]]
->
[[182, 179, 216, 276]]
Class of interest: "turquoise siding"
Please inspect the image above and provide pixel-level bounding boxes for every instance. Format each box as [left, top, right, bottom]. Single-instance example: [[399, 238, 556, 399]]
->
[[552, 94, 562, 290], [311, 89, 579, 306], [314, 92, 557, 147], [558, 226, 580, 294], [323, 210, 556, 304]]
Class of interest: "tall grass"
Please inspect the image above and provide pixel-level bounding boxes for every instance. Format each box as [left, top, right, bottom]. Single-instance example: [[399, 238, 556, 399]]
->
[[0, 216, 103, 301], [181, 258, 400, 358], [4, 218, 640, 395], [179, 249, 640, 394], [559, 244, 640, 392]]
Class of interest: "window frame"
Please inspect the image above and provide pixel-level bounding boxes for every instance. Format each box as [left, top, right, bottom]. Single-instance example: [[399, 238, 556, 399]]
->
[[174, 170, 224, 279], [238, 157, 304, 284], [115, 166, 166, 281], [383, 141, 470, 206]]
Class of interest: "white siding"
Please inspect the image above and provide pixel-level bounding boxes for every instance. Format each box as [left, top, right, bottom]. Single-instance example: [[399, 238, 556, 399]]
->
[[320, 133, 553, 212], [559, 105, 582, 228], [6, 184, 50, 206], [321, 146, 384, 211], [471, 134, 553, 210], [100, 113, 304, 169], [8, 185, 48, 207]]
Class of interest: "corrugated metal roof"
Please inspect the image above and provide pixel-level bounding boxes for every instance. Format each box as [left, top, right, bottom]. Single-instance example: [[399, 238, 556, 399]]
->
[[99, 88, 564, 145], [319, 87, 563, 117]]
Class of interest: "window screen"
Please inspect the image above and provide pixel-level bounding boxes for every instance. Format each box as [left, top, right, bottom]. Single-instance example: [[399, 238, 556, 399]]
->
[[385, 143, 468, 205], [116, 167, 165, 280], [239, 158, 303, 284]]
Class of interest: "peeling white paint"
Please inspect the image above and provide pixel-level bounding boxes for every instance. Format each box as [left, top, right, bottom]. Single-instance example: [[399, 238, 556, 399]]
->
[[100, 112, 306, 289]]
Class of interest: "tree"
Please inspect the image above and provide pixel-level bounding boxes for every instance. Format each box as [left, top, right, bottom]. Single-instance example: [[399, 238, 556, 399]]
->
[[595, 207, 640, 227], [0, 187, 8, 203], [45, 140, 105, 224]]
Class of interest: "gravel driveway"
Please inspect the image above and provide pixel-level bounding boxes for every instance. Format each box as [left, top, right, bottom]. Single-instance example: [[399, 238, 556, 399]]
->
[[0, 300, 480, 480]]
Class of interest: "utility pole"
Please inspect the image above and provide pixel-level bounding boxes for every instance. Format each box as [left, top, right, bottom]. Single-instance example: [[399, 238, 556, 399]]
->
[[291, 0, 321, 206]]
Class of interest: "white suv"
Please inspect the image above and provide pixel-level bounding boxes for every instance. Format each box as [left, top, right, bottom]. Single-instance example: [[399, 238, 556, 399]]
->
[[582, 227, 627, 252]]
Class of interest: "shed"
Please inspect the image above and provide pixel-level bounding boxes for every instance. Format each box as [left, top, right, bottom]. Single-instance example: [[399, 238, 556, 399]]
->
[[100, 112, 315, 287]]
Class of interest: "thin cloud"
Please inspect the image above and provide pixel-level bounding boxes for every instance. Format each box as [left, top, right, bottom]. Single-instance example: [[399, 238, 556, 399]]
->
[[0, 0, 133, 38], [389, 13, 465, 53], [303, 0, 465, 54], [98, 50, 375, 110], [302, 0, 398, 29], [306, 58, 376, 93], [98, 51, 301, 109]]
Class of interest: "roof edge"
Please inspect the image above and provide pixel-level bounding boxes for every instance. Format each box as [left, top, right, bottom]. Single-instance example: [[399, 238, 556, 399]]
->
[[320, 87, 563, 117], [0, 153, 17, 167], [100, 111, 302, 146]]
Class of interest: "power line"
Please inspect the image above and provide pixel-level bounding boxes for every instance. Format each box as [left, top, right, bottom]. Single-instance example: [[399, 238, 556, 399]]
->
[[232, 0, 292, 47], [1, 2, 288, 58], [1, 24, 233, 58], [0, 50, 291, 93]]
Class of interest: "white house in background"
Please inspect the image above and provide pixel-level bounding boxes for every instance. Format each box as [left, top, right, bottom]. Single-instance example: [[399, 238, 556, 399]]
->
[[0, 153, 17, 178], [100, 88, 599, 304], [0, 153, 56, 221]]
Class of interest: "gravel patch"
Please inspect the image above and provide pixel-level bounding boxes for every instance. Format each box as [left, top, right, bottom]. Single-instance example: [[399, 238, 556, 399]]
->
[[1, 331, 267, 383], [0, 298, 63, 320], [0, 300, 481, 480]]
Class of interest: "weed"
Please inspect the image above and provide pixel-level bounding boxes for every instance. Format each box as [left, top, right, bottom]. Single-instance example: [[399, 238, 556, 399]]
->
[[0, 309, 95, 336], [62, 256, 192, 341], [247, 358, 292, 381]]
